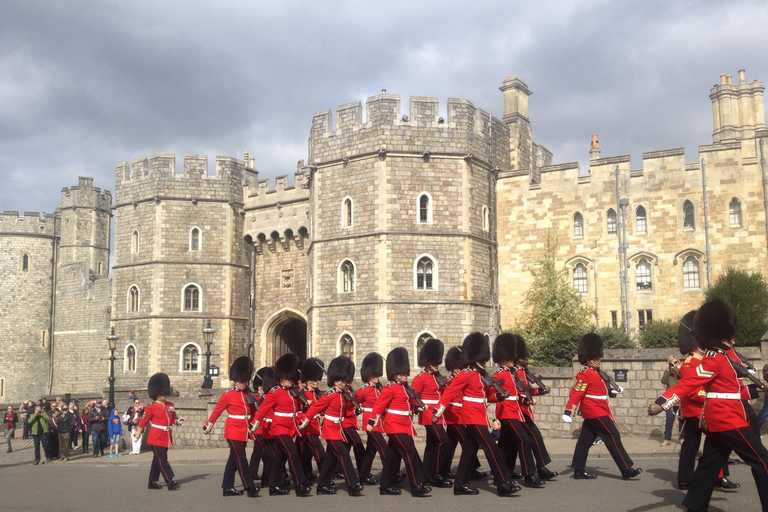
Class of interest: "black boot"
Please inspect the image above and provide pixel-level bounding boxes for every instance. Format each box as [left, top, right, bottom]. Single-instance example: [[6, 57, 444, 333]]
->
[[393, 473, 407, 485], [497, 481, 522, 496], [348, 482, 364, 496], [538, 466, 558, 480], [509, 471, 522, 479], [269, 487, 290, 496], [411, 483, 431, 497], [148, 481, 162, 490], [471, 469, 488, 480], [295, 483, 312, 497], [360, 475, 379, 485], [316, 486, 336, 495], [524, 476, 546, 488], [167, 480, 180, 491], [453, 484, 479, 495], [574, 469, 597, 479], [429, 474, 453, 488], [223, 488, 243, 496], [246, 487, 260, 498], [715, 477, 740, 489], [379, 486, 401, 495], [621, 467, 642, 480]]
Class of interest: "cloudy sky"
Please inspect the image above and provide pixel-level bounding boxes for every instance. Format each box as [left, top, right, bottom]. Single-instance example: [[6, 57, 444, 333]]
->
[[2, 1, 767, 214]]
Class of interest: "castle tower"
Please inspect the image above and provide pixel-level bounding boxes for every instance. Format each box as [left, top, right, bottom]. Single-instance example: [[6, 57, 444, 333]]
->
[[112, 154, 255, 392], [501, 77, 534, 174], [710, 69, 766, 143]]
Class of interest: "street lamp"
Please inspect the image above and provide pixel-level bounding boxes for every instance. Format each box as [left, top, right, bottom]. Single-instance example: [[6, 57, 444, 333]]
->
[[106, 326, 119, 406], [202, 319, 216, 389]]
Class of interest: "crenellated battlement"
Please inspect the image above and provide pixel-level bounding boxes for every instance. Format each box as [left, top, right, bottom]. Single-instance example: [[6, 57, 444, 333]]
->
[[59, 176, 112, 211], [309, 94, 509, 166], [245, 161, 310, 208], [0, 210, 57, 236]]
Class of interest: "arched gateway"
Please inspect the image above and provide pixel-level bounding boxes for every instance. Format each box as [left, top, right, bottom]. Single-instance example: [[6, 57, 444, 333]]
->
[[262, 308, 307, 365]]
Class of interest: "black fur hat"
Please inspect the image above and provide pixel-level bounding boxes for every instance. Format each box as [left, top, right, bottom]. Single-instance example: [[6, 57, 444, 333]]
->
[[360, 352, 384, 382], [386, 347, 410, 382], [678, 310, 698, 355], [253, 366, 268, 389], [327, 356, 355, 386], [261, 367, 277, 391], [578, 333, 604, 365], [418, 338, 444, 367], [516, 335, 530, 361], [444, 347, 465, 371], [462, 332, 490, 365], [147, 373, 171, 400], [301, 358, 325, 383], [274, 353, 301, 382], [693, 297, 739, 349], [492, 333, 517, 364], [230, 356, 254, 383]]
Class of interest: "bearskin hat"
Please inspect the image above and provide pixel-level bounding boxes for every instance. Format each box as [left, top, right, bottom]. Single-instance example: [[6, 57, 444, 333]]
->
[[678, 310, 698, 355], [327, 356, 355, 387], [360, 352, 384, 383], [147, 373, 171, 400], [301, 358, 325, 383], [229, 356, 254, 383], [260, 367, 277, 391], [516, 335, 530, 361], [693, 297, 739, 349], [386, 347, 410, 382], [274, 353, 301, 383], [577, 333, 604, 365], [462, 332, 490, 365], [444, 347, 465, 371], [492, 333, 517, 364], [418, 338, 445, 367], [253, 366, 268, 389]]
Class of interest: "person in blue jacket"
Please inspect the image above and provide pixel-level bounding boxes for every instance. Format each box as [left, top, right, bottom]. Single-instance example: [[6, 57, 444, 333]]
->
[[107, 408, 123, 457]]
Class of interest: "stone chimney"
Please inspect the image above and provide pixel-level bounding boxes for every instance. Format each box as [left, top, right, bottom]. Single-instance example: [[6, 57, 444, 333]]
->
[[500, 77, 533, 173], [710, 69, 766, 143], [590, 134, 601, 161]]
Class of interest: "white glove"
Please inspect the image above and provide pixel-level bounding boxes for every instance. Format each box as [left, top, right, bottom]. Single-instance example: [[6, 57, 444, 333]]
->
[[202, 422, 212, 434], [176, 417, 185, 427], [617, 386, 624, 394], [562, 414, 573, 424], [249, 420, 260, 433]]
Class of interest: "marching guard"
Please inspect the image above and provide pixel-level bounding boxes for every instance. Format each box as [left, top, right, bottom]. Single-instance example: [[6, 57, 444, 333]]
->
[[203, 356, 260, 497], [248, 367, 268, 484], [299, 358, 326, 480], [136, 372, 183, 491], [355, 352, 388, 485]]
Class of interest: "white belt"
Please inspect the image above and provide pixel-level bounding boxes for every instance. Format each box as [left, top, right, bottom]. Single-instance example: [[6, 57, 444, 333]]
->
[[264, 418, 272, 423], [324, 415, 342, 423], [228, 414, 251, 420], [422, 399, 439, 405], [585, 394, 608, 400], [463, 396, 485, 403], [706, 392, 741, 399], [385, 409, 410, 416], [362, 407, 373, 412], [449, 402, 463, 407], [151, 424, 170, 431], [504, 396, 519, 401], [273, 412, 296, 418]]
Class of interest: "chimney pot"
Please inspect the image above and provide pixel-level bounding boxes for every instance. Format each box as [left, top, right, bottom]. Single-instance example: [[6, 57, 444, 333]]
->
[[727, 75, 733, 85], [720, 74, 727, 84], [591, 134, 599, 148], [738, 69, 746, 84]]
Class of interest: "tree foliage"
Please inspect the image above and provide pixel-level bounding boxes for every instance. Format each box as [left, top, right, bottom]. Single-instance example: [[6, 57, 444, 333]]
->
[[637, 319, 679, 348], [705, 267, 768, 347], [597, 326, 635, 349]]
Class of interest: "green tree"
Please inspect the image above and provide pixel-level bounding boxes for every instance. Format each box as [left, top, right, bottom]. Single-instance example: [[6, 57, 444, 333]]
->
[[597, 326, 635, 349], [705, 267, 768, 347], [637, 319, 679, 348]]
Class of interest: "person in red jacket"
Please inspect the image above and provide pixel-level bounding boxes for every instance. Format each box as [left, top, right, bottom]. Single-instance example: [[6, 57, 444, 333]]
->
[[135, 373, 183, 491], [298, 358, 325, 481], [253, 367, 280, 488], [248, 367, 267, 484], [301, 356, 364, 496], [434, 332, 521, 497], [563, 333, 641, 480], [367, 347, 432, 497], [251, 353, 311, 497], [649, 298, 768, 512], [355, 352, 394, 485], [203, 356, 260, 498]]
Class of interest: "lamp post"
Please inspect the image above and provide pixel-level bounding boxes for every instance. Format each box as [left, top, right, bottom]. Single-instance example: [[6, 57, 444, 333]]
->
[[106, 326, 118, 407], [202, 319, 216, 389]]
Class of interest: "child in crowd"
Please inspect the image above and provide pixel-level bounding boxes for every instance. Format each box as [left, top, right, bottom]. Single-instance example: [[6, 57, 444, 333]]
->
[[108, 408, 123, 457]]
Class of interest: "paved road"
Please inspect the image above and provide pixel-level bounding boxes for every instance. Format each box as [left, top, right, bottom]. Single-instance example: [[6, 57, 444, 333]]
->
[[1, 437, 763, 511]]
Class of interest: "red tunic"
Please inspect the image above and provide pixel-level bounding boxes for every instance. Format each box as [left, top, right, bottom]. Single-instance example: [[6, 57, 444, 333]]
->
[[355, 384, 383, 433], [304, 389, 350, 441], [438, 368, 496, 427], [252, 386, 302, 437], [302, 388, 322, 436], [342, 388, 359, 429], [411, 371, 445, 426], [138, 401, 178, 448], [674, 352, 707, 419], [206, 388, 256, 442], [517, 366, 543, 419], [493, 366, 524, 421], [564, 367, 614, 421], [442, 376, 463, 425], [371, 382, 417, 436]]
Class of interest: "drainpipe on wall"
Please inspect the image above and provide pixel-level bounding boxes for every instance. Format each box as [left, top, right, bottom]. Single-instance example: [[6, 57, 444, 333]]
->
[[488, 119, 499, 338], [701, 158, 712, 289], [615, 166, 629, 333], [247, 242, 255, 362], [619, 197, 630, 334], [592, 242, 599, 326], [47, 214, 58, 394]]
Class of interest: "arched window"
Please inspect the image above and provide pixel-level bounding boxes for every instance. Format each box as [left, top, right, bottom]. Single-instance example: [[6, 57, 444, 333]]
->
[[181, 344, 200, 372], [190, 227, 201, 251], [636, 259, 652, 290], [339, 334, 354, 360], [183, 284, 200, 311], [573, 263, 588, 293], [22, 254, 29, 271], [683, 256, 700, 289], [416, 332, 433, 360], [418, 192, 432, 224], [482, 205, 490, 231], [342, 197, 353, 228], [729, 198, 742, 227], [124, 344, 136, 372], [574, 212, 584, 237], [416, 256, 435, 290], [636, 206, 647, 233], [131, 230, 139, 254], [128, 285, 139, 313], [606, 209, 617, 234], [683, 201, 695, 229], [340, 260, 355, 293]]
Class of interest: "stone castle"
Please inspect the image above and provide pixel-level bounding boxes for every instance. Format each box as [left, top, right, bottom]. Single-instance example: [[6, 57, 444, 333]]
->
[[1, 70, 766, 404]]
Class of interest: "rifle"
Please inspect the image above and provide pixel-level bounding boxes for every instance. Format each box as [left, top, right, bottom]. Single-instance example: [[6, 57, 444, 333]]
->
[[433, 371, 447, 388], [597, 369, 624, 396], [401, 381, 427, 411], [289, 385, 309, 407], [474, 363, 510, 399], [524, 367, 550, 395], [343, 385, 363, 416], [511, 369, 533, 404], [728, 357, 768, 392]]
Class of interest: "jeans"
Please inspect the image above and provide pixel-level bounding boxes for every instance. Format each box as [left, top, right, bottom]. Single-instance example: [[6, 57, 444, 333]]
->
[[664, 407, 679, 441], [92, 430, 108, 455], [4, 427, 14, 451], [33, 433, 50, 462], [758, 397, 768, 428]]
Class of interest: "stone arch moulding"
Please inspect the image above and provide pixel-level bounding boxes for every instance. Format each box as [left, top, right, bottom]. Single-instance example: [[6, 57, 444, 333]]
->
[[564, 255, 592, 269], [628, 251, 659, 267], [337, 331, 356, 365], [413, 253, 438, 291], [337, 258, 356, 293], [260, 307, 308, 367], [123, 343, 137, 373], [413, 330, 437, 362], [179, 342, 202, 373], [673, 248, 705, 265]]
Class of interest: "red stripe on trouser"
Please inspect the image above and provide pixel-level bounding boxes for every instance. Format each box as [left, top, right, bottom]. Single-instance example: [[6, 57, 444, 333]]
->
[[596, 417, 630, 470], [392, 436, 418, 487], [277, 436, 301, 485], [371, 433, 387, 460], [472, 425, 506, 483], [309, 437, 322, 463], [152, 446, 171, 482], [504, 420, 530, 475], [522, 421, 544, 460], [736, 429, 768, 473], [429, 425, 441, 472], [229, 440, 248, 487], [332, 442, 352, 485]]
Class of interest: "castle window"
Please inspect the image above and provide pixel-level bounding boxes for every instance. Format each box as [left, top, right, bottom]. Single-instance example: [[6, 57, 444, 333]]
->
[[128, 285, 140, 313], [573, 212, 584, 237], [339, 334, 354, 360], [636, 206, 647, 233], [573, 263, 588, 293], [190, 227, 201, 251], [636, 259, 652, 290], [181, 343, 200, 372], [98, 262, 103, 275], [340, 260, 355, 293], [638, 309, 653, 329], [482, 205, 490, 232], [342, 197, 353, 228], [683, 201, 695, 229], [683, 256, 700, 289], [611, 311, 618, 328], [415, 255, 437, 290], [418, 192, 433, 224], [22, 254, 29, 271], [415, 332, 434, 361], [607, 209, 617, 234], [131, 230, 139, 254], [183, 284, 201, 311], [124, 344, 136, 372], [729, 198, 742, 227]]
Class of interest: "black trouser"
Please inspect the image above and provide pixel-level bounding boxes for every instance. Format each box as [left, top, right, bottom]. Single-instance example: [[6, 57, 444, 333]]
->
[[343, 426, 365, 472], [498, 418, 537, 476], [682, 427, 768, 512], [261, 438, 277, 485], [456, 424, 511, 487], [571, 416, 633, 473], [422, 423, 451, 479], [678, 416, 729, 486], [48, 431, 59, 458], [360, 430, 389, 478], [441, 424, 481, 477], [521, 413, 551, 468], [249, 434, 265, 480], [149, 445, 175, 483], [32, 433, 50, 462], [82, 429, 89, 453], [744, 400, 760, 436], [270, 434, 306, 487], [300, 433, 325, 476], [381, 433, 423, 490], [318, 439, 359, 488], [223, 439, 256, 490]]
